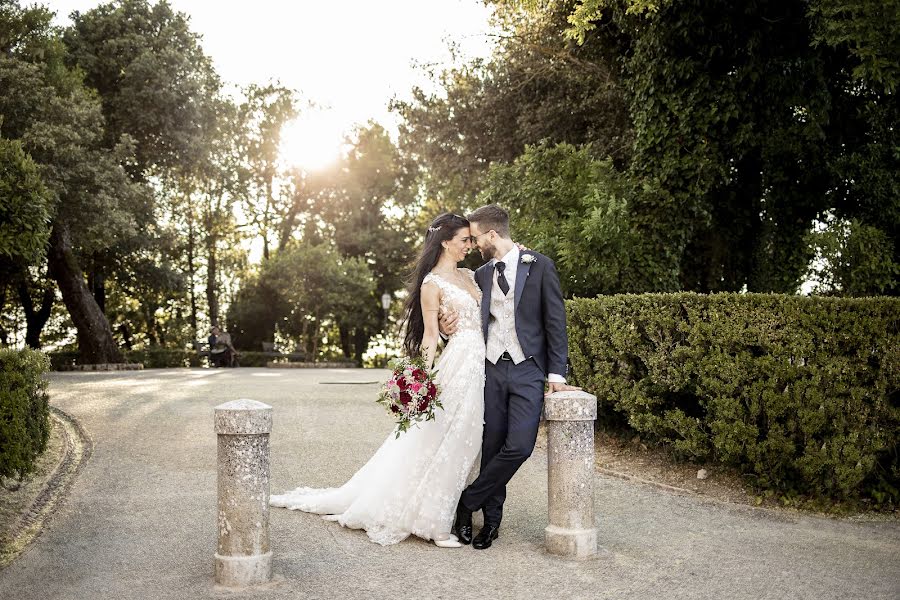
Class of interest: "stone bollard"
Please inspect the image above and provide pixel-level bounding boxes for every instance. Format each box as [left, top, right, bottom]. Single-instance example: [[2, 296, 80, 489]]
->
[[214, 399, 273, 586], [544, 390, 599, 559]]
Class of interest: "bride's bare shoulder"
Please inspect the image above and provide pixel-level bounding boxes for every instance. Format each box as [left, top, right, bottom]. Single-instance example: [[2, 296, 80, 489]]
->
[[421, 273, 442, 292]]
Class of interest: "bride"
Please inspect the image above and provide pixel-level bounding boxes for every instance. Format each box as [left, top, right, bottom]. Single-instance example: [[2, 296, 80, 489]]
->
[[270, 213, 485, 548]]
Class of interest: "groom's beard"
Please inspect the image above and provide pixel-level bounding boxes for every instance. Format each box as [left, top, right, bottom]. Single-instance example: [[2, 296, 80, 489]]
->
[[479, 242, 497, 262]]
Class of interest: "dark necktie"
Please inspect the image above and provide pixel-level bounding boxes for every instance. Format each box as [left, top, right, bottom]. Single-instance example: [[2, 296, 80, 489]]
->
[[496, 261, 510, 296]]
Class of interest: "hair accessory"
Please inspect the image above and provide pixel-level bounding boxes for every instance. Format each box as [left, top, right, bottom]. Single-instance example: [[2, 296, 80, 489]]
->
[[428, 225, 442, 233]]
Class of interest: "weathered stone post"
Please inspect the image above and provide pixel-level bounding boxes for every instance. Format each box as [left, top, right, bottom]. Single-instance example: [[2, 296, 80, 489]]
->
[[214, 399, 273, 586], [544, 390, 598, 559]]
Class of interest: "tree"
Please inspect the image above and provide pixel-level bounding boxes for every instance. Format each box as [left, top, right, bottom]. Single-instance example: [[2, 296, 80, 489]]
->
[[0, 138, 54, 349], [393, 1, 632, 210], [0, 2, 144, 361], [240, 83, 299, 261], [236, 243, 374, 357], [516, 0, 899, 294], [806, 218, 899, 296], [480, 142, 639, 296], [62, 0, 223, 341], [311, 124, 418, 360], [0, 138, 51, 275], [63, 0, 220, 178]]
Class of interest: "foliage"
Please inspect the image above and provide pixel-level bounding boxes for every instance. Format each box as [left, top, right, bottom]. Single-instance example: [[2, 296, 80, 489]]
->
[[0, 347, 50, 480], [468, 0, 900, 296], [226, 270, 287, 352], [393, 0, 631, 210], [480, 142, 640, 295], [229, 242, 375, 360], [239, 82, 299, 259], [808, 0, 900, 93], [0, 1, 149, 361], [239, 123, 418, 361], [0, 137, 51, 273], [63, 0, 220, 177], [806, 218, 900, 296], [567, 293, 900, 507]]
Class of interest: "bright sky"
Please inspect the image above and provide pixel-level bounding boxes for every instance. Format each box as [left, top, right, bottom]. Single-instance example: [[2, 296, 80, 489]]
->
[[48, 0, 497, 169]]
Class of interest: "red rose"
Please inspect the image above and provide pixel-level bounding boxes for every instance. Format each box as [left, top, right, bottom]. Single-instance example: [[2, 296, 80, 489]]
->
[[417, 398, 429, 411], [413, 368, 426, 381], [390, 404, 401, 414], [397, 377, 409, 391], [427, 382, 437, 397], [399, 391, 411, 406]]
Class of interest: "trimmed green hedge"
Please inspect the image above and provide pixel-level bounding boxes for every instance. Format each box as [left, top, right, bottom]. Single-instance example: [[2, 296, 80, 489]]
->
[[0, 348, 51, 480], [50, 349, 202, 369], [48, 349, 320, 369], [567, 293, 900, 506]]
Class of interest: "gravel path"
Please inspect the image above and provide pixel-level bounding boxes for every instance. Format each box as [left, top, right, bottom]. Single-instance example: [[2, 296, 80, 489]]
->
[[0, 368, 897, 600]]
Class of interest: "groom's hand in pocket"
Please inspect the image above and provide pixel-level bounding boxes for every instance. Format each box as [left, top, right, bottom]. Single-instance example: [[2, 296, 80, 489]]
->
[[438, 309, 459, 338], [545, 381, 583, 396]]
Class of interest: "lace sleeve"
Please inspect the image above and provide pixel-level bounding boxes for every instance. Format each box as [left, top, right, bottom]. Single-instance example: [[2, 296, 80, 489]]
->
[[421, 274, 446, 309]]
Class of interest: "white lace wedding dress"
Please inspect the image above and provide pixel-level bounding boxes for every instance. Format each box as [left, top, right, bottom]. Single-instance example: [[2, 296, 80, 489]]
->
[[270, 269, 485, 545]]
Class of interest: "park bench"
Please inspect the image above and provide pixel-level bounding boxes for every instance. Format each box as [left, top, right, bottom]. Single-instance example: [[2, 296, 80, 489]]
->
[[194, 340, 239, 367], [261, 341, 307, 362], [192, 340, 210, 363]]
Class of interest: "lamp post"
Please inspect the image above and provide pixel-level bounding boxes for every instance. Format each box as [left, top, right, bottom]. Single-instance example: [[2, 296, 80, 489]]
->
[[380, 292, 391, 324]]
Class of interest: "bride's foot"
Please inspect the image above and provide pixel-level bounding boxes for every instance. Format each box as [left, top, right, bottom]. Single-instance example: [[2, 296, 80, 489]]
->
[[321, 514, 341, 522], [434, 537, 463, 548]]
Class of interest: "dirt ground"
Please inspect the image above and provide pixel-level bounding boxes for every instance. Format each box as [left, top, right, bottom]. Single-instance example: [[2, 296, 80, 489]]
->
[[0, 419, 66, 566], [535, 423, 898, 520]]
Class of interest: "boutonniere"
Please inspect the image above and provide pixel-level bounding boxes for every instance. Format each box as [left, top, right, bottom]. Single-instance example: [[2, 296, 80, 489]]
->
[[520, 254, 536, 264]]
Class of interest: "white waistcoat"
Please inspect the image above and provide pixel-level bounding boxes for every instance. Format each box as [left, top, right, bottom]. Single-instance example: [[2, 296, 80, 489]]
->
[[485, 266, 526, 365]]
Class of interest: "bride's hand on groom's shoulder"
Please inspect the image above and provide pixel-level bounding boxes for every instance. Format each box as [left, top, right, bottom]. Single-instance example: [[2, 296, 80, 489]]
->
[[545, 381, 583, 396]]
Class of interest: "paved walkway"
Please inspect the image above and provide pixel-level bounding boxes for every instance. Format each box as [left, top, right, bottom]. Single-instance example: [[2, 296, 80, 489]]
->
[[0, 369, 897, 600]]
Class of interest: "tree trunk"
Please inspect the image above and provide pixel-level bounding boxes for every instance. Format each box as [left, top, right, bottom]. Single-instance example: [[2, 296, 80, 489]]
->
[[0, 285, 8, 346], [187, 208, 198, 338], [353, 328, 368, 365], [206, 232, 219, 326], [48, 222, 123, 364], [338, 324, 352, 358], [145, 303, 159, 346], [18, 278, 54, 349], [310, 315, 320, 360], [88, 267, 106, 314]]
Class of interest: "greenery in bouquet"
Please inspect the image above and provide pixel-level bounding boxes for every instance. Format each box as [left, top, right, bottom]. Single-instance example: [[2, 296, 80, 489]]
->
[[377, 356, 442, 437]]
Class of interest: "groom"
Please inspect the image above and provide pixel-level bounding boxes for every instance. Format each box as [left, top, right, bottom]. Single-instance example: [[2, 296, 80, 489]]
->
[[440, 204, 579, 550]]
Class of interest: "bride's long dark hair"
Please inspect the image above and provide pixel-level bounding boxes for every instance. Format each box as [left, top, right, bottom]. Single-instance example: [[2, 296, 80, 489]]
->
[[400, 213, 470, 358]]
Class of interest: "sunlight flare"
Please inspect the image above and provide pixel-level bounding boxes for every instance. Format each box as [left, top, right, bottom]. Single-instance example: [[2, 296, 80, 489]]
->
[[279, 111, 347, 172]]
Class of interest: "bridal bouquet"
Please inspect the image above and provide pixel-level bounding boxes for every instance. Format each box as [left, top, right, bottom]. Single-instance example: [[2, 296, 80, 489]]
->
[[377, 356, 442, 437]]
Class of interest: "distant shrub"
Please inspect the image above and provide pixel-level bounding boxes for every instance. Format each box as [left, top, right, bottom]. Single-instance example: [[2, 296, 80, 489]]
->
[[0, 348, 51, 480]]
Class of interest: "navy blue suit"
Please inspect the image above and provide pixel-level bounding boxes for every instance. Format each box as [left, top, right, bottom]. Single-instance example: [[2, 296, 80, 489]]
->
[[460, 250, 568, 525]]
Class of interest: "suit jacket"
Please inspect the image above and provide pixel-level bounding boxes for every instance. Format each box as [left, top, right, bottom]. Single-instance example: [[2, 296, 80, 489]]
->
[[475, 250, 568, 377]]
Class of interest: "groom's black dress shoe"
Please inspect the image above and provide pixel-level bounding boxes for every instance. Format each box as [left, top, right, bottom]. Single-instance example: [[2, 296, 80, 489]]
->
[[453, 503, 473, 545], [472, 524, 500, 550]]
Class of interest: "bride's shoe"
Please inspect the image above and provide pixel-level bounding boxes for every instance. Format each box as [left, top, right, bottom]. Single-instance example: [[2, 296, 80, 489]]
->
[[321, 514, 341, 522], [434, 537, 463, 548]]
